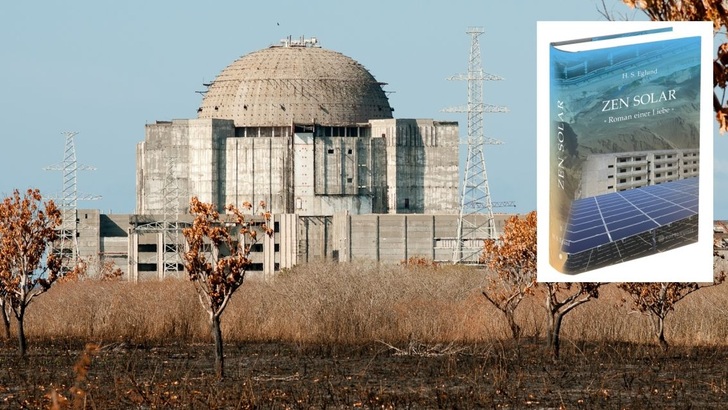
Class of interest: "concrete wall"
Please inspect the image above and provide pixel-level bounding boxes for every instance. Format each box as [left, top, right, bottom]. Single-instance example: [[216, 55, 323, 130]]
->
[[77, 209, 100, 261], [87, 211, 517, 280], [188, 119, 231, 208], [225, 136, 291, 213], [138, 118, 456, 217], [293, 133, 373, 215], [297, 215, 333, 263], [137, 120, 194, 214], [329, 213, 511, 264], [370, 119, 459, 214], [138, 118, 234, 215]]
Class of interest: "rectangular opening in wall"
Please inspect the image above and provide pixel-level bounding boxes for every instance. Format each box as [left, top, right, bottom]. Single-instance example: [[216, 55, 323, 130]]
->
[[138, 263, 157, 272], [607, 185, 613, 189], [327, 148, 334, 154], [137, 243, 157, 252], [347, 149, 353, 155], [346, 177, 353, 183], [404, 198, 410, 209]]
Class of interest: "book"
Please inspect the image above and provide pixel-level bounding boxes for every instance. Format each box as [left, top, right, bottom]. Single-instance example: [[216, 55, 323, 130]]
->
[[536, 22, 713, 282]]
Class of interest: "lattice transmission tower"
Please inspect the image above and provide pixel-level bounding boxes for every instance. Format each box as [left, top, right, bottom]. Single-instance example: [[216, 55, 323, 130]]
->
[[162, 153, 183, 277], [443, 27, 512, 264], [129, 150, 186, 281], [44, 132, 100, 270]]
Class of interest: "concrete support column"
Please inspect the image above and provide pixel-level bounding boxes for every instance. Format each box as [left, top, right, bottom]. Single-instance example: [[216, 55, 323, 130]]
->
[[279, 214, 297, 270], [263, 227, 275, 279], [157, 232, 164, 280], [128, 229, 139, 283], [332, 211, 350, 263]]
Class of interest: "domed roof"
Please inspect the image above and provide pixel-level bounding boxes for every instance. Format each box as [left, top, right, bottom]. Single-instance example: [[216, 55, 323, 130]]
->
[[197, 39, 393, 127]]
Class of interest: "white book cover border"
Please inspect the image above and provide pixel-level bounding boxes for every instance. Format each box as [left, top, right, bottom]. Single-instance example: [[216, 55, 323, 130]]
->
[[536, 21, 714, 282]]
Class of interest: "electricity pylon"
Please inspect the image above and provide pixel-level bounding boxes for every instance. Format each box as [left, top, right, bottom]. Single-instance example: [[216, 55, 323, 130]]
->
[[44, 132, 100, 270], [443, 27, 510, 263]]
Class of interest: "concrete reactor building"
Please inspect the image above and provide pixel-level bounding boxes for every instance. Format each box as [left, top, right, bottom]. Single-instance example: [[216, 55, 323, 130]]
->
[[73, 37, 511, 280], [136, 36, 459, 217]]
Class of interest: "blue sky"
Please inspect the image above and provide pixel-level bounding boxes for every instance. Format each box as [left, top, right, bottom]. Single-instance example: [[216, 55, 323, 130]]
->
[[3, 1, 725, 217]]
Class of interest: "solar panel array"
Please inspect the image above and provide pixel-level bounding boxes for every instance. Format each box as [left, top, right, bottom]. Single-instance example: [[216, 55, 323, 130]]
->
[[561, 177, 698, 255]]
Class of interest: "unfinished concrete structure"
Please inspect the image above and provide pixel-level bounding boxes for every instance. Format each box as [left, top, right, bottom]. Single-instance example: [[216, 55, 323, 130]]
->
[[70, 37, 516, 279], [137, 37, 459, 217], [76, 210, 509, 280]]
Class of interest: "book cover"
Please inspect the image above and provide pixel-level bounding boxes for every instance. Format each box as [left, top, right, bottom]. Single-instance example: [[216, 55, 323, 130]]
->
[[536, 22, 713, 282]]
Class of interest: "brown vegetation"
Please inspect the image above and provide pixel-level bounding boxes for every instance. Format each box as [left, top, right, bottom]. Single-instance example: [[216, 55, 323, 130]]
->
[[0, 188, 62, 356], [14, 263, 728, 347], [480, 211, 537, 340], [0, 263, 726, 407], [181, 197, 272, 379]]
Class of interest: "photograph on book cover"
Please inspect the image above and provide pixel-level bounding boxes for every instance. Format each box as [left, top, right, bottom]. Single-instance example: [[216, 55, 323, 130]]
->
[[536, 21, 713, 282]]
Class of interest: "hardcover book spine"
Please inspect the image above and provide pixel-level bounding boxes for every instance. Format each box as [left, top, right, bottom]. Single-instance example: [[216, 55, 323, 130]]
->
[[549, 45, 568, 273]]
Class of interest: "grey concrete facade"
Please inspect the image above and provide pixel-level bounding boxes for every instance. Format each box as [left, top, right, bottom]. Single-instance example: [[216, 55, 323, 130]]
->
[[136, 119, 459, 217], [74, 211, 514, 280]]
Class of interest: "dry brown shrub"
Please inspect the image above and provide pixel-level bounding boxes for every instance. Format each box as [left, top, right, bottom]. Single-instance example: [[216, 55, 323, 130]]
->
[[26, 279, 207, 343], [17, 262, 728, 348]]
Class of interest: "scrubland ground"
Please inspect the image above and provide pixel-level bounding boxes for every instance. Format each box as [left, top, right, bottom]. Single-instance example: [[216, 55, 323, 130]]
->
[[1, 263, 727, 408]]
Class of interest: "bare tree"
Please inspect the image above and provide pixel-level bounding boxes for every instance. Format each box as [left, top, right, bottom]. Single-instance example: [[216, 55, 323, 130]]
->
[[619, 251, 726, 350], [544, 283, 602, 360], [596, 0, 638, 20], [480, 211, 537, 339], [182, 197, 272, 379], [0, 189, 63, 356]]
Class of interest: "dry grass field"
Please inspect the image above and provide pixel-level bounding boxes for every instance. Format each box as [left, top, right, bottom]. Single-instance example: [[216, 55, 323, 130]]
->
[[1, 262, 727, 408]]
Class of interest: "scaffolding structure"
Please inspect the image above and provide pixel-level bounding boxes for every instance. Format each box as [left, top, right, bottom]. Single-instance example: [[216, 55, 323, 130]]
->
[[444, 27, 510, 264], [131, 151, 187, 281], [161, 154, 183, 276]]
